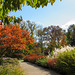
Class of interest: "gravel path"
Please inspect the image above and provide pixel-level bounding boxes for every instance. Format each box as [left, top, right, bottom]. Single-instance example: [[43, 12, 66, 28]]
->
[[19, 61, 60, 75]]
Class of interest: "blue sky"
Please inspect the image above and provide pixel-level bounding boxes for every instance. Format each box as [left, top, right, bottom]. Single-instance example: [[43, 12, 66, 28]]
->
[[8, 0, 75, 31]]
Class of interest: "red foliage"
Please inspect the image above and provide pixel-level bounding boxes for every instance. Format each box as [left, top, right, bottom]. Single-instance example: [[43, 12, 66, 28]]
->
[[48, 58, 57, 68], [0, 25, 34, 56], [24, 53, 43, 63]]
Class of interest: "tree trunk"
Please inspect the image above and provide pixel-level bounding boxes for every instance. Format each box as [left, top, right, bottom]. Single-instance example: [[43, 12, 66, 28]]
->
[[0, 47, 9, 58]]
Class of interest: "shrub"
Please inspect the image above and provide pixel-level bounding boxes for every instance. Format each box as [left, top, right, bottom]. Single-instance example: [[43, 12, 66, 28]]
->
[[3, 58, 19, 65], [24, 55, 30, 62], [0, 58, 24, 75], [5, 49, 25, 59], [36, 57, 48, 68], [55, 48, 75, 75], [0, 58, 3, 65], [53, 46, 75, 57], [48, 58, 57, 69], [12, 53, 25, 59], [0, 64, 24, 75], [24, 53, 43, 63]]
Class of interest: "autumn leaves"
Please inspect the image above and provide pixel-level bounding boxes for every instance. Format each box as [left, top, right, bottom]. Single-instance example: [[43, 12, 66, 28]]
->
[[0, 25, 34, 57]]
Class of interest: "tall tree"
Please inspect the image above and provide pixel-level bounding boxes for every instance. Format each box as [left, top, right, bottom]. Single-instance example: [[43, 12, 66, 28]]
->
[[42, 25, 67, 52], [20, 20, 39, 50], [20, 20, 39, 38], [37, 28, 44, 52], [0, 24, 34, 57]]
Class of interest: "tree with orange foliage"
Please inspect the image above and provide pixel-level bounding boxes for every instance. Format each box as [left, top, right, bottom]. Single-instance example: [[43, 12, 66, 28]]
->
[[0, 25, 34, 57]]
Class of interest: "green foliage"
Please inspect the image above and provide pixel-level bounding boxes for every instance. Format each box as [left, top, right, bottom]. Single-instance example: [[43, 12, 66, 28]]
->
[[0, 64, 24, 75], [0, 58, 3, 65], [23, 50, 30, 55], [33, 47, 42, 55], [55, 49, 75, 75], [0, 0, 62, 17], [26, 0, 62, 9], [0, 58, 24, 75], [0, 0, 62, 24], [36, 57, 48, 68], [0, 0, 25, 17], [5, 49, 25, 59], [66, 24, 75, 46], [0, 16, 22, 25], [20, 20, 39, 38], [48, 50, 54, 58], [3, 58, 19, 65]]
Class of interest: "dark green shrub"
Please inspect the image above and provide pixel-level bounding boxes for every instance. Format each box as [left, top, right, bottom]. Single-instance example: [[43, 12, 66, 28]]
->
[[5, 49, 25, 59], [55, 49, 75, 75], [12, 53, 25, 59], [0, 58, 3, 65], [36, 57, 48, 68]]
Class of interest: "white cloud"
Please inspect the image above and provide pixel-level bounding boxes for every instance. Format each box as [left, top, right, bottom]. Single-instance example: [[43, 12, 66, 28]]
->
[[23, 19, 75, 31], [35, 21, 46, 27], [36, 20, 75, 31], [61, 20, 75, 31]]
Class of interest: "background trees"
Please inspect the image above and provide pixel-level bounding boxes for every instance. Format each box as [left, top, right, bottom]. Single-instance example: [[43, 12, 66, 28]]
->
[[66, 24, 75, 46], [37, 27, 44, 53], [43, 25, 67, 52], [37, 25, 67, 54], [20, 20, 39, 38]]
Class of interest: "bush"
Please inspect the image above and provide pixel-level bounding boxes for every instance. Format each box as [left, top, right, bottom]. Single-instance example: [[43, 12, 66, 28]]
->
[[0, 58, 3, 65], [12, 53, 25, 59], [48, 58, 57, 69], [0, 64, 24, 75], [5, 49, 25, 59], [55, 48, 75, 75], [0, 58, 24, 75], [36, 57, 48, 68], [24, 53, 43, 63], [3, 58, 19, 65]]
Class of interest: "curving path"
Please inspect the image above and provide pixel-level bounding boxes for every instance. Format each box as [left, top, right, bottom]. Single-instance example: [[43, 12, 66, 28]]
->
[[19, 61, 60, 75]]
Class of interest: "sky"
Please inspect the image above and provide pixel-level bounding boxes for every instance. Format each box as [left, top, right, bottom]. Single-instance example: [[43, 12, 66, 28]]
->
[[8, 0, 75, 31]]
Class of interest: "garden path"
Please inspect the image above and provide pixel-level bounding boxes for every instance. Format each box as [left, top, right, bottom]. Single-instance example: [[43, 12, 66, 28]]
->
[[19, 61, 60, 75]]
